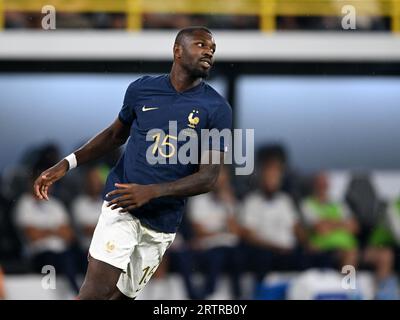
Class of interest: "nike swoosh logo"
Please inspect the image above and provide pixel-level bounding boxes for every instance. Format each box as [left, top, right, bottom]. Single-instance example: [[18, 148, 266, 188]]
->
[[142, 106, 159, 112]]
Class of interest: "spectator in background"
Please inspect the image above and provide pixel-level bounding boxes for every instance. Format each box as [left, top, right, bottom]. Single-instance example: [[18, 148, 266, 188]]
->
[[239, 147, 306, 284], [14, 167, 81, 294], [363, 193, 400, 299], [162, 214, 200, 300], [187, 166, 242, 299], [1, 143, 62, 204], [72, 166, 104, 253], [345, 173, 386, 247], [329, 0, 387, 31], [143, 13, 193, 29], [71, 166, 104, 273], [0, 189, 22, 263], [301, 172, 359, 269]]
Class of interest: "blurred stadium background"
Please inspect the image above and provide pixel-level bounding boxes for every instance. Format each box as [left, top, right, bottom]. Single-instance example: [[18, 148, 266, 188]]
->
[[1, 0, 400, 300]]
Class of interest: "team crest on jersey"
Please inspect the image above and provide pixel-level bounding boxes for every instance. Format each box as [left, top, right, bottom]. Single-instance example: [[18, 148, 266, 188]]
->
[[188, 110, 200, 128], [105, 240, 116, 253]]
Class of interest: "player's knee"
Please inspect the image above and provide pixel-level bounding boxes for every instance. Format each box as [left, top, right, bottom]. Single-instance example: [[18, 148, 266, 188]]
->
[[109, 288, 135, 300], [77, 281, 115, 300], [78, 255, 123, 299]]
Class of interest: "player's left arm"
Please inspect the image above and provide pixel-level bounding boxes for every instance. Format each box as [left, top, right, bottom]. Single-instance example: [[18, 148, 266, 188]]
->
[[106, 150, 223, 212]]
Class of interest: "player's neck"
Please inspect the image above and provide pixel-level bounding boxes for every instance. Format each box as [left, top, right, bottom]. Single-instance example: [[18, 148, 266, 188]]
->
[[169, 65, 202, 93]]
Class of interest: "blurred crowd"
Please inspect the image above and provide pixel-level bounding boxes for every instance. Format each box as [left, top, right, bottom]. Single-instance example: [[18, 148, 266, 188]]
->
[[0, 142, 400, 300], [4, 12, 389, 31]]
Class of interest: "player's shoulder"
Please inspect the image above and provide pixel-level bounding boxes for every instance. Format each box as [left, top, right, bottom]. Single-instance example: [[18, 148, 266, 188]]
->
[[130, 74, 167, 85], [127, 74, 167, 91], [203, 82, 231, 110]]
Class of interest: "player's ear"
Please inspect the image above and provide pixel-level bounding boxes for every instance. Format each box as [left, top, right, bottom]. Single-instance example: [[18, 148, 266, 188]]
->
[[173, 43, 183, 59]]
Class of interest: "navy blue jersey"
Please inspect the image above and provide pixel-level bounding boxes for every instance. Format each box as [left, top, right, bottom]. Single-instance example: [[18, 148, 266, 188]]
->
[[103, 75, 232, 233]]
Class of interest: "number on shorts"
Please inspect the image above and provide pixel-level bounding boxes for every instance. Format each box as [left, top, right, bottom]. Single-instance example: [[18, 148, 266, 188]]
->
[[138, 265, 158, 286]]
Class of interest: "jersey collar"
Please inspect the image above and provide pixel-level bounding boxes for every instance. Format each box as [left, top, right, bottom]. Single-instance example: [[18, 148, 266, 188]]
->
[[166, 74, 205, 95]]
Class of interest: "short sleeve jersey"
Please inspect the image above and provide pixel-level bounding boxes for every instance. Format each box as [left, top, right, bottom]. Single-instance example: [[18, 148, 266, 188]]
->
[[103, 75, 232, 233]]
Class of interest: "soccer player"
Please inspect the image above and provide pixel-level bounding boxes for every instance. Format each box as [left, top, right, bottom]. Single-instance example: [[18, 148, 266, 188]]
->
[[33, 26, 232, 300]]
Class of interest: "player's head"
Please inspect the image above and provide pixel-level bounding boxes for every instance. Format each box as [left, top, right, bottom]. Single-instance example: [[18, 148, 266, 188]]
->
[[173, 26, 216, 79]]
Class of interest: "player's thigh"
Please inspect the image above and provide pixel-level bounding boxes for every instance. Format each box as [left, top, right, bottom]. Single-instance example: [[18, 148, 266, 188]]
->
[[109, 287, 136, 300], [80, 203, 140, 299], [88, 201, 139, 271], [78, 255, 123, 299], [117, 227, 175, 298]]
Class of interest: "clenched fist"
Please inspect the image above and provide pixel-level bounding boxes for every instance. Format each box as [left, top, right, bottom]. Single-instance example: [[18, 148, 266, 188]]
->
[[106, 183, 159, 212]]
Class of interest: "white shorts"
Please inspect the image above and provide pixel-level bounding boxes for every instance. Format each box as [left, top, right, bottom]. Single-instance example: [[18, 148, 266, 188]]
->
[[88, 201, 176, 298]]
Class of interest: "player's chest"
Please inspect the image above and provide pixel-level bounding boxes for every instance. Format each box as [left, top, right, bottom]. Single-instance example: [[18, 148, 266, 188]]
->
[[133, 95, 209, 132]]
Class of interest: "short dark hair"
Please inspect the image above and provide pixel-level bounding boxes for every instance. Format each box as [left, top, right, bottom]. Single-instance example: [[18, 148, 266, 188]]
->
[[174, 26, 212, 45], [257, 144, 287, 167]]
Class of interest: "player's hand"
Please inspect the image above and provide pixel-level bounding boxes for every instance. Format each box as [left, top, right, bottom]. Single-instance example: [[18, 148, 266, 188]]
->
[[106, 183, 158, 212], [33, 160, 68, 200]]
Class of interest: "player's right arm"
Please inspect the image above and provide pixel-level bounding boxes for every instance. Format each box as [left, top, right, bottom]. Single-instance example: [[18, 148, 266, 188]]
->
[[33, 117, 130, 201]]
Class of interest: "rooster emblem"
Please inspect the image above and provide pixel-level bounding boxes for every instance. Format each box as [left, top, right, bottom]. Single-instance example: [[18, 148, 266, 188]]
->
[[188, 110, 200, 128]]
